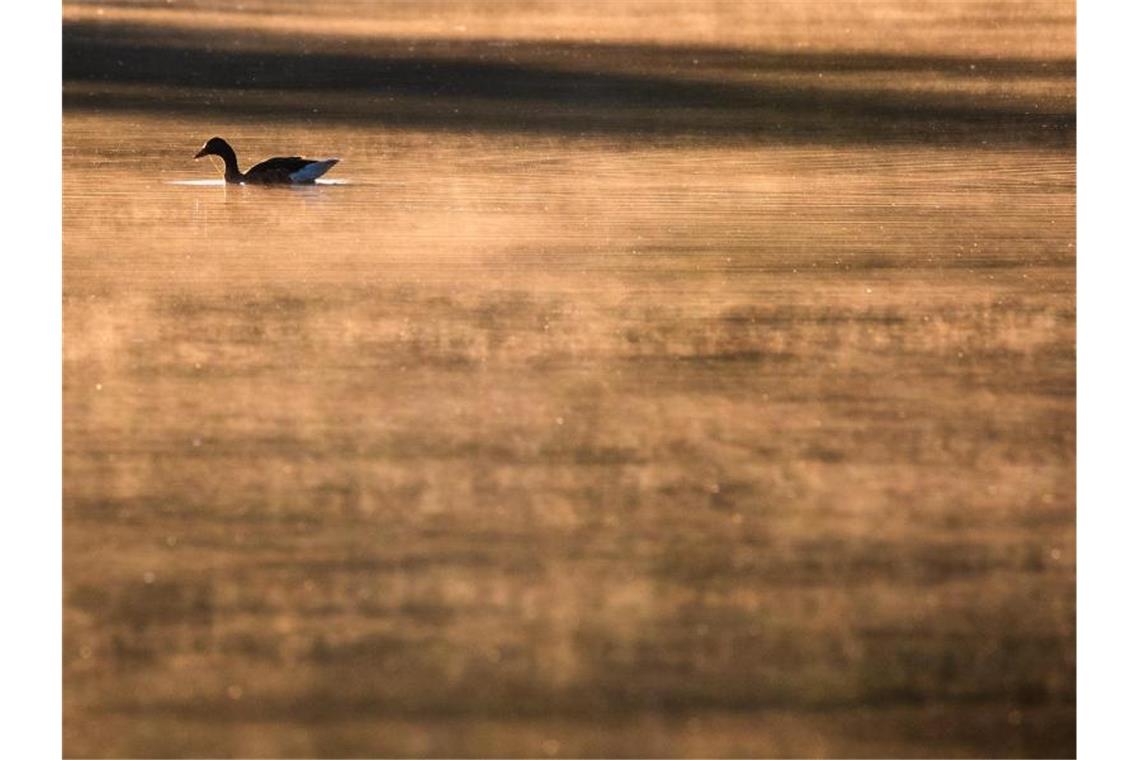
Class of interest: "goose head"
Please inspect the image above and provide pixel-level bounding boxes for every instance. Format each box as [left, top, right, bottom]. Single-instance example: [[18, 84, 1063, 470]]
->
[[194, 136, 233, 159]]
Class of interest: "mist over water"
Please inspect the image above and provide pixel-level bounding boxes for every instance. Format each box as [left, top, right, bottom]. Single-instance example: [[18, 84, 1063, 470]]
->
[[64, 2, 1075, 757]]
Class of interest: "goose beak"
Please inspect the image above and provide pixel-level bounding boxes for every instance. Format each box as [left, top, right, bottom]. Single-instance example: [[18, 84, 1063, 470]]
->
[[194, 147, 208, 159]]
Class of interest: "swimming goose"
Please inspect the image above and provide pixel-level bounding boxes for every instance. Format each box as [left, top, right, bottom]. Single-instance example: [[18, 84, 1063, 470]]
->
[[194, 136, 339, 184]]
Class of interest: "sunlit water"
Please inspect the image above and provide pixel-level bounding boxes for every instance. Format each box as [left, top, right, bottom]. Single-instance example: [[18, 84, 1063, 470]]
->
[[63, 6, 1075, 756]]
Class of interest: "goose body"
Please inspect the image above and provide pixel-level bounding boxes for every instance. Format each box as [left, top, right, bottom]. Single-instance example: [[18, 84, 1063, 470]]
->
[[194, 137, 339, 185]]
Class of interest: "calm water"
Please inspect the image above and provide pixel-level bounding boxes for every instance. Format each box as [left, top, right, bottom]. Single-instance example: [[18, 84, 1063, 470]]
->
[[64, 3, 1075, 757]]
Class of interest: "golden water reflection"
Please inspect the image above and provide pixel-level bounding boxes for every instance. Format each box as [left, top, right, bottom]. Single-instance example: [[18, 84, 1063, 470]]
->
[[64, 2, 1075, 756]]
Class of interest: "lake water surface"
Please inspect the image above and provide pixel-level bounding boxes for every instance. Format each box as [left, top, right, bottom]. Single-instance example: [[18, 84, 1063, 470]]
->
[[64, 3, 1075, 756]]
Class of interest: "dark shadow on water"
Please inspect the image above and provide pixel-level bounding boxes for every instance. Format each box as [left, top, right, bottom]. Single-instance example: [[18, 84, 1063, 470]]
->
[[63, 19, 1075, 145]]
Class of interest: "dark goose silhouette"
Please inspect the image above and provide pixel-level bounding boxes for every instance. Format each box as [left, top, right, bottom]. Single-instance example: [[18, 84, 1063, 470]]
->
[[194, 136, 339, 184]]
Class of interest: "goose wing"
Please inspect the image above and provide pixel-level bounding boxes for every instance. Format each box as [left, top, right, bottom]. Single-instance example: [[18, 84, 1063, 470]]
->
[[244, 156, 315, 184]]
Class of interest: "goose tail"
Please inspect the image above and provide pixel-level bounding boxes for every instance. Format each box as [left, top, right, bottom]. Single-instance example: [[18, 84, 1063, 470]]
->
[[290, 158, 339, 183]]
